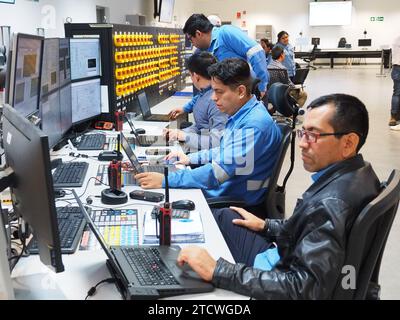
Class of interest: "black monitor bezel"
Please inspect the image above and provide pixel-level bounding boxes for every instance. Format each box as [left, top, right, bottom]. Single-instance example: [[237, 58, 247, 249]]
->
[[2, 104, 64, 272]]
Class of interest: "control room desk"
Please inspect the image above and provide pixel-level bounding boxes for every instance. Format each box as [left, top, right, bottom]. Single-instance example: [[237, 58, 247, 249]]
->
[[295, 49, 383, 68], [10, 120, 247, 300]]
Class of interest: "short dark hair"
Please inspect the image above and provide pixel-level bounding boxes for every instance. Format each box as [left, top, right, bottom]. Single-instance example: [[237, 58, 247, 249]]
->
[[277, 31, 289, 42], [307, 94, 369, 152], [183, 14, 214, 37], [207, 58, 253, 94], [186, 52, 217, 79], [271, 46, 284, 60]]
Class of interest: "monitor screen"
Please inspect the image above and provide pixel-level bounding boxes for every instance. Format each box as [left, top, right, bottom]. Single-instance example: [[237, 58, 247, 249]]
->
[[159, 0, 175, 23], [39, 91, 63, 149], [2, 104, 64, 272], [309, 1, 352, 26], [137, 91, 151, 117], [39, 38, 72, 148], [59, 38, 71, 87], [9, 33, 43, 118], [358, 39, 372, 47], [311, 38, 320, 46], [71, 78, 101, 124], [59, 83, 72, 135], [0, 0, 15, 4], [70, 38, 101, 81]]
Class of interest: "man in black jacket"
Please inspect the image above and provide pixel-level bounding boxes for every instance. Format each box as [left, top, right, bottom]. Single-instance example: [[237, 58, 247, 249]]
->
[[177, 93, 381, 299]]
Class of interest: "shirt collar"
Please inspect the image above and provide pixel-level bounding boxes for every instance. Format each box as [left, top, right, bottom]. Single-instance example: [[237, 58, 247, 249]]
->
[[199, 85, 212, 95], [311, 163, 337, 183], [228, 95, 258, 125], [209, 27, 219, 51]]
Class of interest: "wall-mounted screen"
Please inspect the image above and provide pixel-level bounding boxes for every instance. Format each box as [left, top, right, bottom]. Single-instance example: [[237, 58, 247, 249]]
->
[[159, 0, 175, 23], [0, 0, 16, 4], [309, 1, 352, 26]]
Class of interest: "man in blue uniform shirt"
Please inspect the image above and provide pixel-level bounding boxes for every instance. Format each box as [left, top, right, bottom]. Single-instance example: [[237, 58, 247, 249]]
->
[[166, 51, 228, 151], [182, 14, 269, 101], [135, 58, 281, 206]]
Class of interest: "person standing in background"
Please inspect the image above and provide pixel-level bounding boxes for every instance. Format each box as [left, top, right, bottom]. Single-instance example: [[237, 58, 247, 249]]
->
[[183, 14, 269, 100], [389, 35, 400, 130], [275, 31, 296, 80]]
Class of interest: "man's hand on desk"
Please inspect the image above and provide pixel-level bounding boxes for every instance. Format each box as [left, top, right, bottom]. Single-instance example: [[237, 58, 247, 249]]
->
[[163, 128, 186, 142], [135, 172, 163, 189], [177, 246, 216, 282], [230, 206, 266, 232], [168, 107, 185, 120], [164, 151, 190, 165]]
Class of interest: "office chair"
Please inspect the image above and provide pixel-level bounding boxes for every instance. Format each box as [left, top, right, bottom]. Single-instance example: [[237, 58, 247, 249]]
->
[[268, 82, 303, 197], [291, 68, 310, 89], [267, 69, 291, 89], [206, 122, 292, 219], [332, 169, 400, 300], [302, 45, 317, 70]]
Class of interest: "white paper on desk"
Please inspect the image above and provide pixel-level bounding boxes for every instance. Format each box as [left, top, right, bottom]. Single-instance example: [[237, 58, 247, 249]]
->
[[143, 210, 205, 244]]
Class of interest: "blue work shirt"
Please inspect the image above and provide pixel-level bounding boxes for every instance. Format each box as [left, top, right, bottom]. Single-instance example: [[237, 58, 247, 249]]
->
[[266, 53, 272, 66], [275, 42, 296, 78], [183, 86, 228, 151], [164, 96, 282, 206], [206, 25, 269, 93]]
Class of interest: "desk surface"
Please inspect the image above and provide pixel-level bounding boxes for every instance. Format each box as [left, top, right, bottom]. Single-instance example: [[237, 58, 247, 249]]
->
[[10, 98, 247, 300]]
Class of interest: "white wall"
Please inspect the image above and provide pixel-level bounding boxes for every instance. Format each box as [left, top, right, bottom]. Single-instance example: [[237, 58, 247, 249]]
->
[[192, 0, 400, 50], [0, 0, 146, 39]]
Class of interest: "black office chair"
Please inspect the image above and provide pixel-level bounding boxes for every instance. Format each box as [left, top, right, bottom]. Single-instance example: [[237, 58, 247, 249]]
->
[[302, 45, 317, 70], [332, 169, 400, 300], [267, 69, 291, 89], [291, 68, 310, 89], [268, 82, 303, 198]]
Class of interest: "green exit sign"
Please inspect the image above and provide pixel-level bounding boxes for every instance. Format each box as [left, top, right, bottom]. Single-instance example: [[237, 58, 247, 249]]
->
[[370, 16, 384, 22]]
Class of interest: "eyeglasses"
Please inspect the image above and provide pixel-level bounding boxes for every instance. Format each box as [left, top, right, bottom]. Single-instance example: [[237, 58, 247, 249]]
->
[[296, 129, 351, 143]]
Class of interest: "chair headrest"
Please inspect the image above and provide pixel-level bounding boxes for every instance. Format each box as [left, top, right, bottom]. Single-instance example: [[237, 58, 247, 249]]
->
[[268, 82, 297, 117]]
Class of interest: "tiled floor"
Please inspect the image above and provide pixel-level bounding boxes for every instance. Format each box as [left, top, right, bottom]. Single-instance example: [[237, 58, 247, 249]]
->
[[280, 65, 400, 299]]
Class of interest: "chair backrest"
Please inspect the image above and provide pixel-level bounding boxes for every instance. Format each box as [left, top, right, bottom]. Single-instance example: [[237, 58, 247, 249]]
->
[[332, 169, 400, 299], [268, 82, 297, 117], [292, 68, 310, 85], [262, 123, 292, 219], [267, 68, 290, 89], [338, 37, 347, 48]]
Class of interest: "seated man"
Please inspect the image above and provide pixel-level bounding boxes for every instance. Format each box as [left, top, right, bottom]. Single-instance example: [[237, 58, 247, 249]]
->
[[177, 94, 381, 299], [135, 58, 282, 206], [268, 46, 308, 108], [166, 52, 228, 152]]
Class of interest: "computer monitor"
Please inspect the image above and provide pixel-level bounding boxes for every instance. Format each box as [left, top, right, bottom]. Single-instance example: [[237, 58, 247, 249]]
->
[[59, 38, 71, 87], [39, 38, 72, 149], [358, 39, 372, 47], [71, 78, 101, 124], [2, 104, 64, 272], [159, 0, 175, 23], [311, 37, 320, 46], [8, 33, 43, 118], [70, 38, 101, 81]]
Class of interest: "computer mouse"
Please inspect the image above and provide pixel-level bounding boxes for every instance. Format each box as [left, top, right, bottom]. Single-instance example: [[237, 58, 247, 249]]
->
[[135, 128, 146, 135], [171, 199, 195, 210]]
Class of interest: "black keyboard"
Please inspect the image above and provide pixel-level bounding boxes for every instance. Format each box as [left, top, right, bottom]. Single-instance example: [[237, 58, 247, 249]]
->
[[76, 134, 106, 150], [53, 162, 89, 188], [121, 247, 179, 286], [28, 206, 86, 254]]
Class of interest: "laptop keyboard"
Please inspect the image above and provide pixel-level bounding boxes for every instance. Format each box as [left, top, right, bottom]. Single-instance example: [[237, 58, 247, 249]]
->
[[122, 247, 179, 286], [138, 135, 159, 146], [28, 206, 86, 254], [53, 162, 89, 188], [76, 134, 106, 150]]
